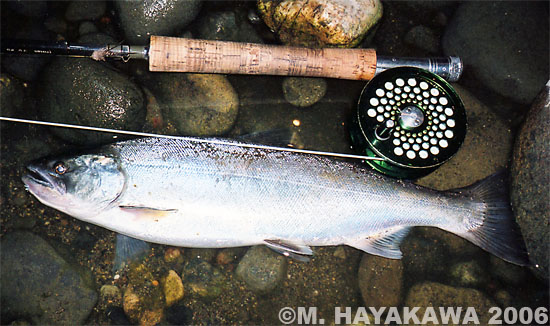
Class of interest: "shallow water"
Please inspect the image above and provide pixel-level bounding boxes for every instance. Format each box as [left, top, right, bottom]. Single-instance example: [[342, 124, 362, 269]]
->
[[1, 1, 549, 325]]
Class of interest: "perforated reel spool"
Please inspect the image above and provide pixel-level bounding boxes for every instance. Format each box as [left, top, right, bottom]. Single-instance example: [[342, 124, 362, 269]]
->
[[350, 67, 467, 179]]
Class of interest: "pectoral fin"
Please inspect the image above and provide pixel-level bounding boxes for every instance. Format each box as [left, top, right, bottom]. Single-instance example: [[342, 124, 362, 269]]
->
[[119, 205, 178, 220], [346, 226, 411, 259], [264, 239, 313, 262]]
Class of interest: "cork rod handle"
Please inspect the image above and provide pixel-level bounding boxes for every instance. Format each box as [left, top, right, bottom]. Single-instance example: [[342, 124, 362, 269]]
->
[[148, 36, 377, 80]]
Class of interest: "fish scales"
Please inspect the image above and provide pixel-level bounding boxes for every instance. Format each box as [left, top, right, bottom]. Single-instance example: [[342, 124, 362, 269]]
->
[[22, 137, 529, 264], [113, 138, 462, 243]]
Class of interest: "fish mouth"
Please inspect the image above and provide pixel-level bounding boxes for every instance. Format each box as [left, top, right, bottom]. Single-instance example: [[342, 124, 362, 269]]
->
[[22, 165, 66, 195]]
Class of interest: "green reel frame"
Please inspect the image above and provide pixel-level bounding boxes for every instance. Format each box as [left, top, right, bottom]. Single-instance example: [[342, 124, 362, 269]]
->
[[351, 67, 467, 179]]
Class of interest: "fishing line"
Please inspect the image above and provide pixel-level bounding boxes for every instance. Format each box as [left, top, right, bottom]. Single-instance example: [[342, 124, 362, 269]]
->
[[0, 116, 385, 162]]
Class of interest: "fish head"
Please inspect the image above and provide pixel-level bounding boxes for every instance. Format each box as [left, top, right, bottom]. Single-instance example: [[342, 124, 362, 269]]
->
[[22, 153, 126, 220]]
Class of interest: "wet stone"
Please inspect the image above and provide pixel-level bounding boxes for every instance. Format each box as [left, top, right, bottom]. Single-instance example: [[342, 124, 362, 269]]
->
[[163, 270, 184, 307], [510, 83, 550, 282], [405, 282, 496, 325], [122, 263, 165, 324], [78, 21, 99, 36], [449, 260, 489, 288], [282, 77, 327, 107], [115, 0, 202, 44], [105, 306, 131, 325], [6, 0, 47, 17], [489, 255, 526, 285], [164, 247, 184, 265], [258, 0, 383, 47], [0, 73, 25, 118], [357, 254, 403, 308], [44, 16, 68, 34], [181, 258, 225, 299], [38, 58, 146, 145], [143, 73, 239, 137], [77, 32, 116, 44], [401, 229, 450, 281], [165, 304, 193, 325], [442, 1, 549, 105], [65, 1, 106, 22], [216, 248, 247, 266], [236, 245, 287, 293], [404, 25, 439, 53], [100, 285, 122, 305], [0, 231, 97, 325], [188, 248, 218, 262], [196, 11, 263, 43]]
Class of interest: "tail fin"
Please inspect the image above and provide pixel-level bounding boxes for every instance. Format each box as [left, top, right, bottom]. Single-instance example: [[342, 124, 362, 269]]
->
[[451, 172, 530, 266]]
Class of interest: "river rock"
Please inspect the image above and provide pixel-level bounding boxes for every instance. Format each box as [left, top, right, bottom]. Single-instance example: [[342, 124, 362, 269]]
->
[[78, 22, 99, 36], [77, 32, 116, 44], [510, 82, 550, 282], [0, 73, 25, 118], [123, 263, 165, 324], [196, 10, 263, 43], [0, 231, 97, 325], [282, 77, 327, 107], [401, 229, 450, 280], [357, 254, 403, 308], [163, 270, 184, 307], [65, 1, 106, 21], [115, 0, 202, 44], [258, 0, 383, 47], [404, 282, 496, 325], [38, 58, 146, 144], [181, 258, 225, 299], [449, 260, 488, 288], [442, 1, 549, 105], [6, 0, 47, 17], [236, 246, 287, 293], [144, 73, 239, 136], [489, 255, 526, 285], [44, 16, 68, 34], [404, 25, 439, 53], [100, 285, 122, 305]]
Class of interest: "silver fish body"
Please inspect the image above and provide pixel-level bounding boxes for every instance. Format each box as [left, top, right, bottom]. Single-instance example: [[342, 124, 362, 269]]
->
[[22, 137, 528, 264]]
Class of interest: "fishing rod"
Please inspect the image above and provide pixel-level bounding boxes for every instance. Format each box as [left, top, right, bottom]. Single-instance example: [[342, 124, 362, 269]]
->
[[1, 36, 463, 82], [0, 117, 386, 162]]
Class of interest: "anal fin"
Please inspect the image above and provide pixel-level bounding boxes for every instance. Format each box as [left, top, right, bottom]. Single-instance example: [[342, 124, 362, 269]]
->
[[346, 226, 411, 259], [264, 239, 313, 262], [113, 234, 151, 271]]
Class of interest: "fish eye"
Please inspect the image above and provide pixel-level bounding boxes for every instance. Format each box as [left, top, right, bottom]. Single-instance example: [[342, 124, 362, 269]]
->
[[54, 162, 68, 175]]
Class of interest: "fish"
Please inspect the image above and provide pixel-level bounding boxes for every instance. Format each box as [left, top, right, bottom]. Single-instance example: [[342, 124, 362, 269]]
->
[[21, 136, 529, 265]]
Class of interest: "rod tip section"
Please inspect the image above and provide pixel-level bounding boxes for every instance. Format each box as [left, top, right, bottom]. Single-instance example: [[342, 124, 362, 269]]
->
[[447, 56, 463, 83]]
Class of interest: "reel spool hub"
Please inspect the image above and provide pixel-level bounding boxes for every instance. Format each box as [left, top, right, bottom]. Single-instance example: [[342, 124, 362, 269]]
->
[[350, 67, 467, 179]]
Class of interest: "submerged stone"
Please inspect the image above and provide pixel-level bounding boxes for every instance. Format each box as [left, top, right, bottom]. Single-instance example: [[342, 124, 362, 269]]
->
[[282, 77, 327, 107], [442, 1, 549, 105], [405, 282, 496, 325], [511, 83, 550, 282], [358, 254, 403, 308], [0, 231, 97, 325], [236, 246, 287, 293], [143, 73, 239, 137]]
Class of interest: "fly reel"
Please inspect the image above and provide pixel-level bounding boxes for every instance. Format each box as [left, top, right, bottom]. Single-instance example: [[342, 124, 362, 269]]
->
[[350, 67, 467, 179]]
